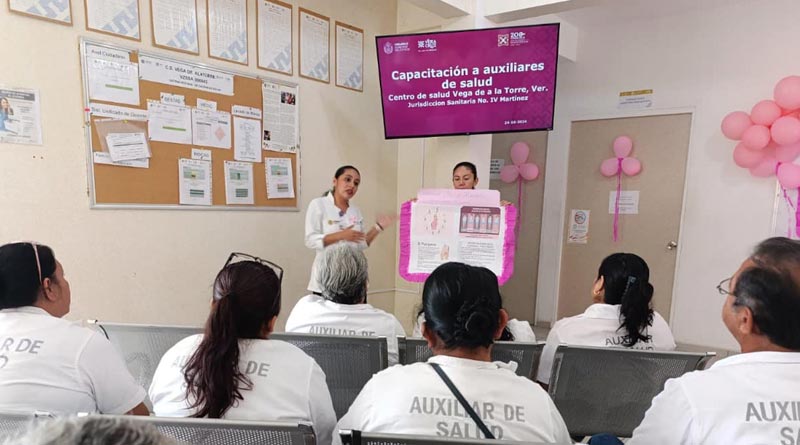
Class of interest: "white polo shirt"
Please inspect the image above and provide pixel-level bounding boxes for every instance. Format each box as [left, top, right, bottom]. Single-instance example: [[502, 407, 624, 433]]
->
[[149, 334, 336, 445], [536, 303, 676, 384], [412, 314, 536, 342], [629, 351, 800, 445], [0, 306, 145, 415], [334, 355, 572, 445], [285, 294, 406, 365], [305, 194, 368, 293]]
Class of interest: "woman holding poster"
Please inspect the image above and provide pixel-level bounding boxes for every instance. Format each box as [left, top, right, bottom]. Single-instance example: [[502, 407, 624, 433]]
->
[[453, 161, 512, 206], [304, 165, 394, 293]]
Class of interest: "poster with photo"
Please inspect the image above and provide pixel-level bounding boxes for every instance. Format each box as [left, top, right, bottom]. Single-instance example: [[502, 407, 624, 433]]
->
[[0, 87, 42, 146], [262, 80, 299, 152], [399, 189, 517, 284]]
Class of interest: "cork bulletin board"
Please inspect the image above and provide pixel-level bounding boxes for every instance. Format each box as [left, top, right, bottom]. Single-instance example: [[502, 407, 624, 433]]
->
[[79, 39, 300, 210]]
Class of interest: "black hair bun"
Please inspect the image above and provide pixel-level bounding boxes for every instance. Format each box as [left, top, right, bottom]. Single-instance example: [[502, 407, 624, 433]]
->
[[464, 310, 492, 335]]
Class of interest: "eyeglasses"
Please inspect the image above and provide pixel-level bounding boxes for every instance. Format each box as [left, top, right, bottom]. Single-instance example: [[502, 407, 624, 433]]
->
[[717, 277, 733, 296], [223, 252, 284, 296]]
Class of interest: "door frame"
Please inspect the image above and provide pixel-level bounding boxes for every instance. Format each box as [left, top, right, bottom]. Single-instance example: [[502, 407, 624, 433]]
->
[[544, 107, 699, 328]]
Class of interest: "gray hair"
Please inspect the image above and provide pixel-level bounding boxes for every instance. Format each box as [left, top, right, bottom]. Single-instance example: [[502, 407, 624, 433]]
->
[[5, 416, 175, 445], [318, 242, 368, 304]]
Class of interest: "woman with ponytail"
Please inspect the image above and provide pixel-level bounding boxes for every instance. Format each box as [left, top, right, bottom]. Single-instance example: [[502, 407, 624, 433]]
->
[[335, 262, 571, 444], [149, 253, 336, 444], [536, 253, 676, 386]]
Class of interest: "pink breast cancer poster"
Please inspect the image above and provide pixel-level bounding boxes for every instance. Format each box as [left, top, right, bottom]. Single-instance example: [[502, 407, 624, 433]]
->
[[399, 189, 517, 284]]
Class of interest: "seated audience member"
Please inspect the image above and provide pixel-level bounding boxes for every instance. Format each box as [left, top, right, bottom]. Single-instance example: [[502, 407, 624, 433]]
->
[[285, 242, 406, 364], [0, 242, 147, 415], [335, 262, 572, 444], [4, 416, 175, 445], [536, 252, 675, 385], [413, 312, 536, 342], [148, 253, 336, 445], [629, 237, 800, 444]]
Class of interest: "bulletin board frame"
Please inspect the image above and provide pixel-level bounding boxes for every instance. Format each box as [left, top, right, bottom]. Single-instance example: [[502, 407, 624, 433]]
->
[[79, 38, 302, 211]]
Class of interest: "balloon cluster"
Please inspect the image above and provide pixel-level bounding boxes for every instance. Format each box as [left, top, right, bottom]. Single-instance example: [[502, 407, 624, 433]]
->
[[722, 76, 800, 186], [600, 136, 641, 242], [500, 142, 539, 183], [499, 142, 539, 236], [600, 136, 642, 178]]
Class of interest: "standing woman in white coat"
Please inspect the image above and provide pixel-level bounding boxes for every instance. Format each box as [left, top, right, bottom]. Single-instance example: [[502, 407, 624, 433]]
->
[[305, 165, 393, 293]]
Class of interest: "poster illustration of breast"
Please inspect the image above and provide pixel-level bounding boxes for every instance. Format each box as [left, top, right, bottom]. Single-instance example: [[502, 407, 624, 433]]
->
[[400, 189, 517, 284]]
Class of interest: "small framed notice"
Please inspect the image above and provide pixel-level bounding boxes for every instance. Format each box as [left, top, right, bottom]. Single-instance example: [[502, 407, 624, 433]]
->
[[257, 0, 293, 76], [150, 0, 199, 55], [84, 0, 141, 40], [9, 0, 73, 25], [207, 0, 249, 65], [335, 21, 363, 92], [299, 7, 330, 83]]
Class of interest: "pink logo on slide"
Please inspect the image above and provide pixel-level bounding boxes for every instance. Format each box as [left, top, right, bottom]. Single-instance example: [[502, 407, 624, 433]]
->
[[383, 42, 394, 54]]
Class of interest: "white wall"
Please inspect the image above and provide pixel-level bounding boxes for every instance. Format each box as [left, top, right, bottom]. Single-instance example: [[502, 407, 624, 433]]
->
[[537, 0, 800, 349], [0, 0, 398, 328]]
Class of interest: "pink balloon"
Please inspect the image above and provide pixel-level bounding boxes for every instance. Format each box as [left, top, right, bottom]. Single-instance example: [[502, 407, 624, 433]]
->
[[510, 142, 530, 166], [600, 158, 620, 177], [612, 136, 633, 158], [741, 125, 771, 150], [777, 163, 800, 188], [771, 116, 800, 145], [499, 165, 519, 183], [621, 158, 641, 176], [774, 76, 800, 110], [733, 143, 765, 168], [749, 156, 779, 178], [721, 111, 753, 140], [750, 100, 783, 126], [776, 142, 800, 163], [519, 163, 539, 181]]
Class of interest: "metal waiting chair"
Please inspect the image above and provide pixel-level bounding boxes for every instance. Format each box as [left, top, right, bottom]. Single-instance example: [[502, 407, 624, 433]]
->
[[89, 322, 389, 418], [398, 337, 544, 379], [105, 415, 316, 445], [87, 321, 203, 407], [0, 411, 49, 442], [0, 413, 315, 445], [271, 332, 389, 419], [547, 345, 715, 438], [340, 430, 549, 445]]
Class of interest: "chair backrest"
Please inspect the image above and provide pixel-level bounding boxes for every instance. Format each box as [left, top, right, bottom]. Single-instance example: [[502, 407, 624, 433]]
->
[[398, 337, 544, 378], [548, 345, 715, 438], [0, 411, 37, 442], [88, 321, 203, 406], [340, 430, 548, 445], [0, 412, 315, 445], [271, 332, 389, 419], [90, 322, 388, 418], [109, 415, 316, 445]]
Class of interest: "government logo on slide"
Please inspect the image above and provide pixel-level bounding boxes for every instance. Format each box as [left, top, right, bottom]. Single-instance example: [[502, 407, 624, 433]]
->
[[498, 34, 509, 46], [383, 42, 394, 54]]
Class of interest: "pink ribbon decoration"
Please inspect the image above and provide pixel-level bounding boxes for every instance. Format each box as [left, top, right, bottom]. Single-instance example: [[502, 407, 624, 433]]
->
[[499, 142, 540, 235], [776, 161, 800, 237], [600, 136, 642, 242], [613, 158, 623, 242]]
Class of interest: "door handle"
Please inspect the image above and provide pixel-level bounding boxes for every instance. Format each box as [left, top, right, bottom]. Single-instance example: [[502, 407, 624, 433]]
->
[[667, 241, 678, 250]]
